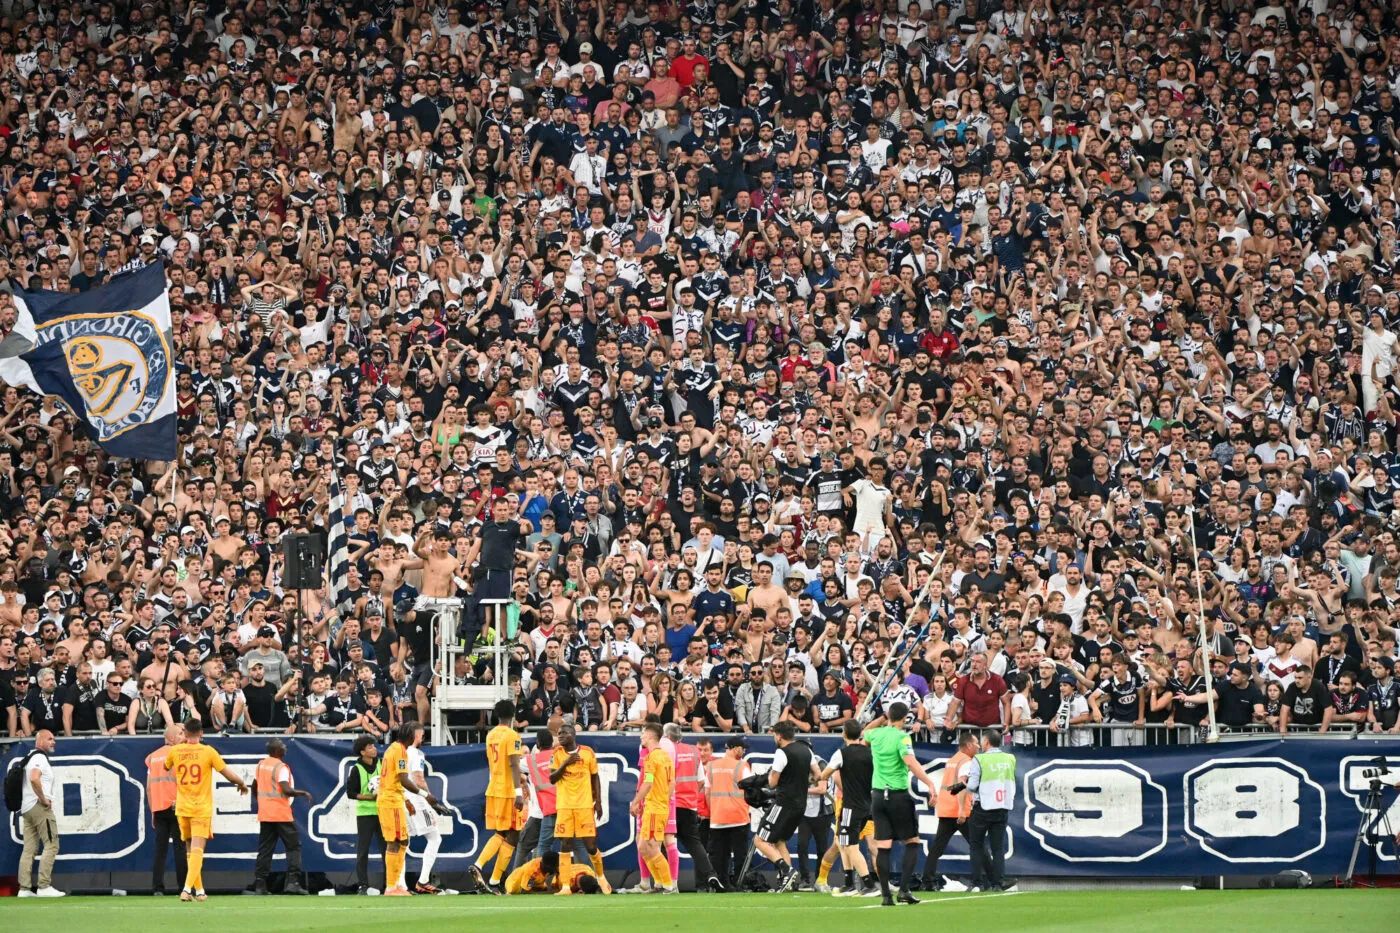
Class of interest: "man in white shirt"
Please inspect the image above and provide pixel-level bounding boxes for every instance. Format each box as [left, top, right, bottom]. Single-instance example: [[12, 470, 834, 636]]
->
[[569, 135, 607, 198], [16, 729, 64, 897], [845, 458, 895, 554]]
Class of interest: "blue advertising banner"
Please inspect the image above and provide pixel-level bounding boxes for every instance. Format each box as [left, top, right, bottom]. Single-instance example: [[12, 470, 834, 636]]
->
[[4, 736, 1398, 879]]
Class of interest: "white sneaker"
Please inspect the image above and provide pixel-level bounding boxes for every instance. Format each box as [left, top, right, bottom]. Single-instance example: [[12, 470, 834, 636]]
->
[[659, 885, 679, 895], [943, 878, 968, 892], [18, 889, 35, 898], [36, 887, 66, 898], [815, 882, 831, 894]]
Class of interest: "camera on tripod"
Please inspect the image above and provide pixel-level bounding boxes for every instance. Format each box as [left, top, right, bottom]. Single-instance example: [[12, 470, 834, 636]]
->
[[1360, 757, 1391, 788]]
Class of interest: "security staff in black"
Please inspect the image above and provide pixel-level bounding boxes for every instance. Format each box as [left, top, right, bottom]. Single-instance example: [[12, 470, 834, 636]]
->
[[819, 719, 879, 895], [964, 729, 1017, 892], [346, 735, 384, 894], [462, 498, 534, 647], [754, 721, 823, 892]]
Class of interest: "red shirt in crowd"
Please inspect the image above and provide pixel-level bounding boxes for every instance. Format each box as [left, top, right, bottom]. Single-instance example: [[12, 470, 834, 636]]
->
[[955, 671, 1007, 726]]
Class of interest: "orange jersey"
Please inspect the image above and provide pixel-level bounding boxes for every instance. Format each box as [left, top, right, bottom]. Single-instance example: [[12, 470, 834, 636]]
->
[[505, 858, 598, 894], [378, 741, 410, 807], [486, 724, 523, 797], [550, 744, 598, 810], [642, 747, 673, 812], [164, 742, 226, 819]]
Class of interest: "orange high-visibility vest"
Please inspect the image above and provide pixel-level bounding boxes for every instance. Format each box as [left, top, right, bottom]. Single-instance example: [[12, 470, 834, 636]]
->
[[528, 748, 558, 816], [706, 756, 748, 826], [674, 742, 702, 810], [256, 756, 294, 823], [936, 750, 973, 819], [146, 745, 177, 812]]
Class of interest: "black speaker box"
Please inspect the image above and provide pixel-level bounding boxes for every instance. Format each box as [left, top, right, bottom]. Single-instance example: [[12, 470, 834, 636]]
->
[[282, 533, 324, 589]]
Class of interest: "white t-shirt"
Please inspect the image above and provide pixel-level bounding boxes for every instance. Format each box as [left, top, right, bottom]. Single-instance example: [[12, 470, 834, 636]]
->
[[406, 745, 430, 803], [17, 750, 54, 814], [1262, 653, 1300, 690], [1059, 695, 1093, 747], [851, 479, 892, 531]]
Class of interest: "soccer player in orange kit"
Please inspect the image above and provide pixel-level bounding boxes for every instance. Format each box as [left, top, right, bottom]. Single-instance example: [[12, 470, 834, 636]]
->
[[629, 722, 677, 894], [163, 718, 248, 901]]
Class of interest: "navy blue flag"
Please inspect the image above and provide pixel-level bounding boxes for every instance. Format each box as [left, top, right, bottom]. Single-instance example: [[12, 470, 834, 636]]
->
[[0, 263, 176, 460]]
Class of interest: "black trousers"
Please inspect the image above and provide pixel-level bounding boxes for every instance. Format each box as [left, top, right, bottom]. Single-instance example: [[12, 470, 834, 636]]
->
[[925, 815, 971, 880], [707, 824, 749, 888], [513, 817, 542, 873], [355, 813, 386, 888], [675, 807, 716, 881], [151, 807, 186, 893], [254, 821, 303, 884], [968, 806, 1009, 889], [794, 814, 831, 875], [462, 571, 512, 648]]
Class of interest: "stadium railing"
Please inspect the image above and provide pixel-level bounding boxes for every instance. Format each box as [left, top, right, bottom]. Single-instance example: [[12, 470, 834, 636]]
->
[[8, 720, 1393, 746]]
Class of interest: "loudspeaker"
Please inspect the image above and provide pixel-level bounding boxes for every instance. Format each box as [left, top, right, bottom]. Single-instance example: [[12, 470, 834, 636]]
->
[[282, 533, 324, 589]]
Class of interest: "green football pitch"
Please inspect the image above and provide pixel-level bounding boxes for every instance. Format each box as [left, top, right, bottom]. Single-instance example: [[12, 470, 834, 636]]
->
[[6, 890, 1399, 933]]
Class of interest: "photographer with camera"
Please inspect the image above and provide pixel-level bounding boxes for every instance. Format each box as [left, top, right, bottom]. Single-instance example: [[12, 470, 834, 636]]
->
[[753, 721, 824, 893]]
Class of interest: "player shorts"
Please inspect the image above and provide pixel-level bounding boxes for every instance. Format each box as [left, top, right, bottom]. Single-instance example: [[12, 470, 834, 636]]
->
[[405, 795, 436, 837], [177, 815, 212, 842], [757, 802, 801, 844], [640, 809, 669, 842], [486, 794, 524, 832], [555, 806, 597, 839], [378, 802, 408, 843], [871, 788, 918, 842], [837, 805, 873, 846]]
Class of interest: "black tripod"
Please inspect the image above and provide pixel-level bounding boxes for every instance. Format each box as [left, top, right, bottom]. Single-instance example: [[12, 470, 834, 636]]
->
[[1344, 779, 1398, 887]]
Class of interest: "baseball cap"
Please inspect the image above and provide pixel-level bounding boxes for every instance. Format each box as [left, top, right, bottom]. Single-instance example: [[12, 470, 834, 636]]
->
[[1056, 673, 1076, 685], [257, 625, 278, 639], [579, 42, 593, 54]]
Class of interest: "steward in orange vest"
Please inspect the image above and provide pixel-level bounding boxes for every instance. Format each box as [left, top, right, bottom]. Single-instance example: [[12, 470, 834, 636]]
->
[[924, 731, 977, 891], [147, 724, 187, 894], [252, 738, 313, 895], [704, 735, 752, 890]]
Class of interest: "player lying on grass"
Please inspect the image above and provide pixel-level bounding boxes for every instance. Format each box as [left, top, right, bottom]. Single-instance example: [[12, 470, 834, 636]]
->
[[505, 851, 607, 895]]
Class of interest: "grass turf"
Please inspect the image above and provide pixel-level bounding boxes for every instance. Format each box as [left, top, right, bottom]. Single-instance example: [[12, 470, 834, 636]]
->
[[6, 890, 1398, 932]]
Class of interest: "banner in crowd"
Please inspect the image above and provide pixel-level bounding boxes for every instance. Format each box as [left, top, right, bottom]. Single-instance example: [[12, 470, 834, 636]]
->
[[0, 262, 176, 459], [4, 736, 1397, 879]]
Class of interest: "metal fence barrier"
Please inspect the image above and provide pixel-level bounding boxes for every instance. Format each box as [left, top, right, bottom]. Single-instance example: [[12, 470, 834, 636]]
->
[[5, 720, 1395, 747]]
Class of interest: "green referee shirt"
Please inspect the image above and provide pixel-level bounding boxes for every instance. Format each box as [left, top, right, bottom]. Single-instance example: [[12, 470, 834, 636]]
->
[[867, 725, 914, 790]]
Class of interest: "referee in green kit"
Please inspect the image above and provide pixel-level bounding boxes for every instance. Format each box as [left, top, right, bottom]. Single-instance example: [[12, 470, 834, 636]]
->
[[865, 702, 940, 907]]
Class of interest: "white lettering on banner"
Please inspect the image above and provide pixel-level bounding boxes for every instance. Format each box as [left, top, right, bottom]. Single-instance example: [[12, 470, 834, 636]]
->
[[209, 759, 261, 856], [307, 757, 476, 860], [1183, 759, 1326, 862], [597, 752, 642, 858], [919, 757, 1012, 862], [1338, 756, 1400, 862], [1022, 761, 1167, 863], [5, 756, 145, 860]]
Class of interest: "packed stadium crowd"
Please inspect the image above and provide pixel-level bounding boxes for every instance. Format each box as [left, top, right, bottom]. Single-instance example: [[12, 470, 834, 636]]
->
[[3, 0, 1400, 752]]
